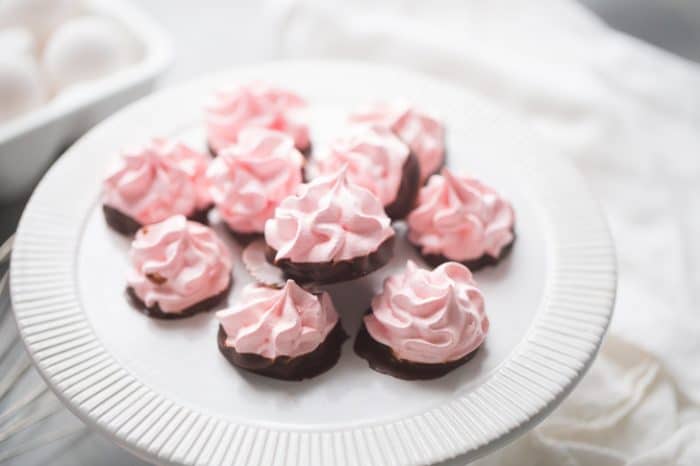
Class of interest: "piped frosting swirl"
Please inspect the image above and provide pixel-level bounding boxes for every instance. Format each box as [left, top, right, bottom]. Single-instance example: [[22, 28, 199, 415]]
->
[[407, 169, 515, 261], [207, 128, 304, 233], [217, 280, 339, 359], [205, 81, 310, 153], [349, 100, 444, 182], [165, 141, 213, 210], [127, 215, 232, 313], [264, 167, 395, 263], [102, 140, 198, 225], [364, 260, 488, 364], [317, 124, 410, 206]]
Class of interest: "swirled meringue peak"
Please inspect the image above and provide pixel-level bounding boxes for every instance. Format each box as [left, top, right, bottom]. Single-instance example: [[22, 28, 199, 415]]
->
[[127, 215, 232, 313], [264, 166, 395, 263], [317, 124, 410, 206], [205, 81, 310, 153], [163, 140, 213, 210], [217, 280, 339, 359], [408, 168, 515, 262], [207, 128, 304, 233], [349, 100, 445, 182], [365, 260, 488, 364], [102, 139, 198, 225]]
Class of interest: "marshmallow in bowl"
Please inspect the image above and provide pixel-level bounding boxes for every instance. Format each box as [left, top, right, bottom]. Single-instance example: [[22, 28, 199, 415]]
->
[[0, 53, 45, 123], [0, 0, 80, 43], [43, 15, 137, 92]]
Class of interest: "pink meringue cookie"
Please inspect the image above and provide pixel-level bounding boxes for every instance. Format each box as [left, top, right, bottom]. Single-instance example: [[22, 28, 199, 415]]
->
[[127, 215, 232, 314], [317, 124, 410, 207], [407, 168, 515, 263], [164, 141, 213, 211], [102, 139, 199, 226], [205, 81, 310, 154], [207, 128, 304, 234], [264, 166, 395, 263], [349, 100, 445, 182], [217, 280, 339, 359], [364, 260, 488, 364]]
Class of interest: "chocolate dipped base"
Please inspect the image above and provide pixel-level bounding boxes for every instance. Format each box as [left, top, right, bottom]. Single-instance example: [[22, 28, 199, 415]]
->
[[385, 152, 420, 220], [225, 228, 262, 246], [218, 322, 347, 381], [413, 230, 516, 272], [126, 278, 231, 319], [103, 204, 212, 236], [354, 320, 478, 380], [208, 141, 312, 158], [188, 204, 214, 225], [265, 235, 395, 284]]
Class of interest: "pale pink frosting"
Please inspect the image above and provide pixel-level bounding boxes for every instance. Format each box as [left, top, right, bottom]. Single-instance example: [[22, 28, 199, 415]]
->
[[205, 82, 310, 153], [127, 215, 232, 313], [407, 169, 515, 261], [365, 260, 488, 364], [164, 140, 213, 210], [317, 124, 409, 206], [216, 280, 339, 359], [349, 100, 445, 182], [264, 167, 395, 263], [102, 140, 198, 225], [207, 128, 304, 233]]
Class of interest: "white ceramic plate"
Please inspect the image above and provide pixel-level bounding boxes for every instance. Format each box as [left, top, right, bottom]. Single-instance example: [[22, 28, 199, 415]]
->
[[10, 61, 616, 466]]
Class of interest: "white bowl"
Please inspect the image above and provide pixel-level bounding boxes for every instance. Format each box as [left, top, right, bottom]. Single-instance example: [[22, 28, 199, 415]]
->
[[0, 0, 173, 202]]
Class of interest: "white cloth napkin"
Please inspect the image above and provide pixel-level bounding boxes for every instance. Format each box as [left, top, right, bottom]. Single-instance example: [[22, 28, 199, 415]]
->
[[265, 0, 700, 464]]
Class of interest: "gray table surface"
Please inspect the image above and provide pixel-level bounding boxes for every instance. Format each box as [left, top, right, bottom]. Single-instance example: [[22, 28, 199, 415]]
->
[[1, 2, 698, 465]]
